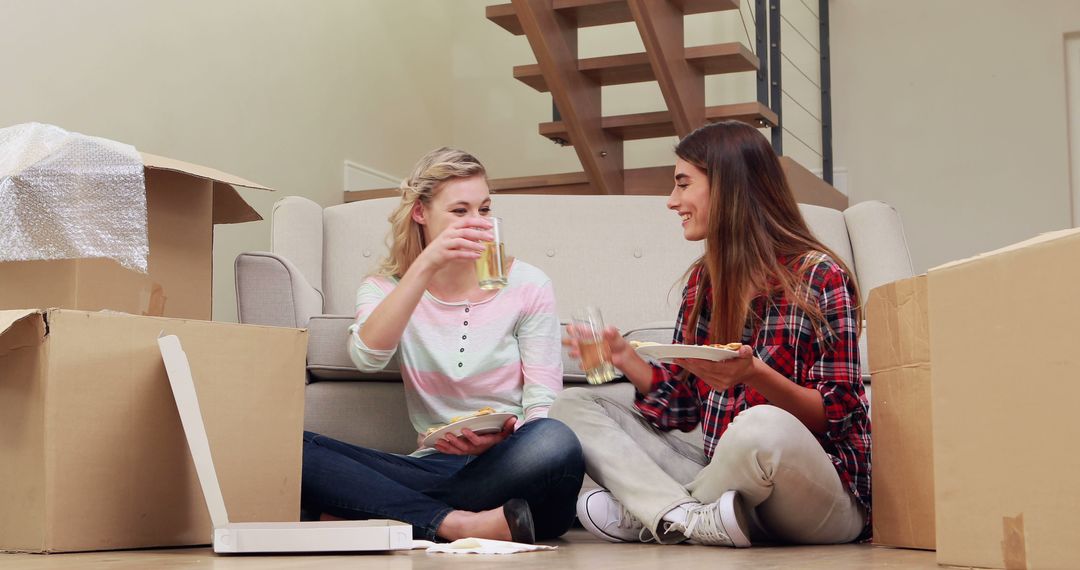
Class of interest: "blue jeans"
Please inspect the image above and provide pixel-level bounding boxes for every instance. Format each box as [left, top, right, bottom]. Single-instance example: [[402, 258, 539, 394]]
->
[[301, 418, 585, 541]]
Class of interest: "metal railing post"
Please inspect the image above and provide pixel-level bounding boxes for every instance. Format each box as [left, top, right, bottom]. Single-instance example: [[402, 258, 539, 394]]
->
[[769, 0, 782, 154], [819, 0, 833, 184]]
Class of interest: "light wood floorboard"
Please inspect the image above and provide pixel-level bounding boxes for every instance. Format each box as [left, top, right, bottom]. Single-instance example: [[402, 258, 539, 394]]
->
[[0, 530, 941, 570]]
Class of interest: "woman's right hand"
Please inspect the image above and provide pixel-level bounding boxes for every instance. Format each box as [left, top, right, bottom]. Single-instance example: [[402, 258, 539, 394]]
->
[[564, 324, 657, 394], [600, 326, 639, 370], [563, 324, 640, 370], [414, 217, 493, 272]]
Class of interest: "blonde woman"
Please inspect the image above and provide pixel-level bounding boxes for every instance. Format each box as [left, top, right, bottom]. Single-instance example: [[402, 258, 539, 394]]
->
[[301, 148, 584, 544]]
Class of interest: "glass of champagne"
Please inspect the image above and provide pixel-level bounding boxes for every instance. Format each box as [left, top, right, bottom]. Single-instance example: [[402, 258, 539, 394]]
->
[[476, 216, 507, 290], [571, 306, 617, 385]]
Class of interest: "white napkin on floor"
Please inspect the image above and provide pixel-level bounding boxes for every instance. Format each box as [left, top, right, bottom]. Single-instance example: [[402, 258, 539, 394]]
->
[[412, 538, 557, 554]]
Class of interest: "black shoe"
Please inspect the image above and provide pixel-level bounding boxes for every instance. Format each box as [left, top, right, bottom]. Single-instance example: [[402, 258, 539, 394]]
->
[[503, 498, 536, 544]]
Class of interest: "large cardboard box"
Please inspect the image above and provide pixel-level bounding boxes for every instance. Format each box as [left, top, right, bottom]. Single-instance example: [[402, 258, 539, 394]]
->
[[0, 309, 306, 553], [0, 153, 269, 320], [929, 228, 1080, 569], [866, 274, 935, 551]]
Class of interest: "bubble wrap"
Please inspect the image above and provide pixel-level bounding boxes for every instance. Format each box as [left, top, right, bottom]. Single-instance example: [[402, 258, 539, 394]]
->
[[0, 122, 148, 272]]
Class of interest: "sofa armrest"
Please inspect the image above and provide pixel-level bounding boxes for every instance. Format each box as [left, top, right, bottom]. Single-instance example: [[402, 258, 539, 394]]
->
[[844, 201, 915, 294], [845, 201, 913, 386], [235, 251, 323, 328], [307, 314, 401, 381]]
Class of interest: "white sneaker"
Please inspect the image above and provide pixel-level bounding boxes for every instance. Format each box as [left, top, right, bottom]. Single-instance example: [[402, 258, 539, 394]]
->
[[665, 490, 751, 547], [576, 488, 646, 543]]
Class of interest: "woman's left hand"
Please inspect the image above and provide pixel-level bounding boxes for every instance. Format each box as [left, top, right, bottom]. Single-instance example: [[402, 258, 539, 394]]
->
[[674, 345, 757, 391], [433, 416, 517, 456]]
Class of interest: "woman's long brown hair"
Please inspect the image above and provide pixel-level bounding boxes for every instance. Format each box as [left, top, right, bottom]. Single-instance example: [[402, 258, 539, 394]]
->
[[675, 121, 861, 344]]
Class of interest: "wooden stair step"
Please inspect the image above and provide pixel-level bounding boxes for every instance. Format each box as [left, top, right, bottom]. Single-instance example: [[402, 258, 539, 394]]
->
[[514, 42, 756, 92], [538, 102, 778, 143], [490, 159, 847, 208], [487, 0, 739, 36], [346, 158, 848, 211]]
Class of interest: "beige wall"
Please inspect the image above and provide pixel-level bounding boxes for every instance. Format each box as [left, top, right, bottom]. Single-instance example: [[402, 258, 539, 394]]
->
[[0, 0, 458, 321], [2, 1, 832, 321], [832, 0, 1080, 273]]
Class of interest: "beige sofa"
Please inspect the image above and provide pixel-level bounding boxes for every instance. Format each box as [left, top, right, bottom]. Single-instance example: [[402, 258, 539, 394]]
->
[[235, 195, 913, 454]]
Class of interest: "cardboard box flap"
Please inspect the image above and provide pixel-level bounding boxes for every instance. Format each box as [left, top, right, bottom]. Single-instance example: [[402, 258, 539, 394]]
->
[[930, 228, 1080, 273], [211, 181, 263, 225], [0, 309, 44, 338], [139, 152, 270, 224], [0, 309, 47, 362], [867, 276, 930, 374]]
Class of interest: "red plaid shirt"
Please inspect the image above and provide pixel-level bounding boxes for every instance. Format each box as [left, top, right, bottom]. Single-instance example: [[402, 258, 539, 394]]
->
[[634, 252, 871, 513]]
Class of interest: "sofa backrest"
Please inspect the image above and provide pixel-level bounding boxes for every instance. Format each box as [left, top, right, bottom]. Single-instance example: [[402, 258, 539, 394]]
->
[[316, 195, 902, 332]]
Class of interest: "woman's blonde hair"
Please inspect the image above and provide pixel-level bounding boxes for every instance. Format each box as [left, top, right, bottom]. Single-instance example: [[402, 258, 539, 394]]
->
[[376, 147, 487, 278]]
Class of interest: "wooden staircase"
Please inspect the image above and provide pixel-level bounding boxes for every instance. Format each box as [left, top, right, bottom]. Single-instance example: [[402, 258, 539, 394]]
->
[[484, 0, 843, 208], [344, 0, 845, 209], [487, 0, 778, 196]]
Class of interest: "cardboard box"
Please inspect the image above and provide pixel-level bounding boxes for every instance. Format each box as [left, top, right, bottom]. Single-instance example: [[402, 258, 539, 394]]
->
[[866, 274, 935, 550], [0, 153, 270, 320], [929, 228, 1080, 569], [0, 309, 306, 553]]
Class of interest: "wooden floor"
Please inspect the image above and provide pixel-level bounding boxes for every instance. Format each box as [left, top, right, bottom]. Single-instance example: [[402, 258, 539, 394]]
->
[[0, 530, 942, 569]]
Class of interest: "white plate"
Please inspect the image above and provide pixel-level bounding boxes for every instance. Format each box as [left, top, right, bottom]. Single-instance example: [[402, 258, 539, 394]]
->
[[633, 343, 741, 364], [421, 412, 517, 449]]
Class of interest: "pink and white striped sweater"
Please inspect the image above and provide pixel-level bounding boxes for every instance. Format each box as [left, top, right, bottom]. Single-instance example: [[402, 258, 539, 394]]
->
[[348, 261, 563, 454]]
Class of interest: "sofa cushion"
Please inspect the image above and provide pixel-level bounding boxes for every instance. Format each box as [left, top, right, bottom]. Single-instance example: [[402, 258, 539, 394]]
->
[[312, 315, 675, 384], [271, 196, 325, 294], [799, 203, 856, 272], [313, 317, 873, 385], [304, 381, 416, 454], [322, 199, 400, 315], [307, 315, 400, 381]]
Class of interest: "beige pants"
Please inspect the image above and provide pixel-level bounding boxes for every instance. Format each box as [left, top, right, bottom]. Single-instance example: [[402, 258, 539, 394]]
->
[[550, 387, 866, 544]]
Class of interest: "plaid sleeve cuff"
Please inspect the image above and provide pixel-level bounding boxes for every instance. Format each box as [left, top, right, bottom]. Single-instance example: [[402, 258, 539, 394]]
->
[[633, 364, 700, 431]]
